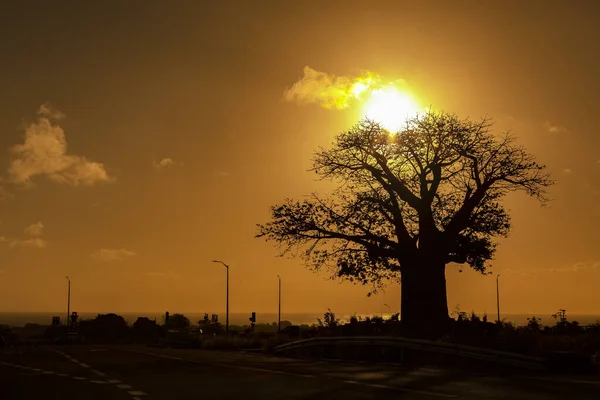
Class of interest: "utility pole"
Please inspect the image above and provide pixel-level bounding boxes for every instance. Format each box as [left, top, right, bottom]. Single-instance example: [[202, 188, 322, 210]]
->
[[277, 275, 281, 333], [496, 274, 500, 323], [212, 260, 229, 334], [66, 276, 71, 331]]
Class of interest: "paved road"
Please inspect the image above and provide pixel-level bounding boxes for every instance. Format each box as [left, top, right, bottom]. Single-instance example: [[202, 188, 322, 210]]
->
[[1, 344, 600, 399]]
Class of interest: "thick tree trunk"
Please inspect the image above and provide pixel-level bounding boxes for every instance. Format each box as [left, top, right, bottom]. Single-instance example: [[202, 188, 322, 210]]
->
[[400, 257, 449, 338]]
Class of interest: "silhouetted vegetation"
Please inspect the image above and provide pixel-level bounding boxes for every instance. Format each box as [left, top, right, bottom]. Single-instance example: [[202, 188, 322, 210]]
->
[[78, 313, 130, 343], [165, 313, 190, 329], [132, 317, 164, 342], [257, 111, 553, 337]]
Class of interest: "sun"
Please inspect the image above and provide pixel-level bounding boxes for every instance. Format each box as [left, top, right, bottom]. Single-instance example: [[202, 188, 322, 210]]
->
[[363, 85, 420, 132]]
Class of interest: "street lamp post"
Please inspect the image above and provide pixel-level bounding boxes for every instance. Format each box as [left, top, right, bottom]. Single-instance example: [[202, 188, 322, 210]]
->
[[496, 274, 501, 323], [66, 276, 71, 331], [212, 260, 229, 334], [277, 275, 281, 333]]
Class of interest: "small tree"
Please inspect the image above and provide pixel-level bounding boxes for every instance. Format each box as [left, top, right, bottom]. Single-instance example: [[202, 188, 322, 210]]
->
[[165, 313, 190, 330], [526, 316, 543, 332], [257, 111, 552, 336]]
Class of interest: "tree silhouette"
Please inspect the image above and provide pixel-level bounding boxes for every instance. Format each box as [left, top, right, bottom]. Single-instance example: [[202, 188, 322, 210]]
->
[[79, 313, 129, 343], [256, 111, 552, 336], [165, 313, 190, 329]]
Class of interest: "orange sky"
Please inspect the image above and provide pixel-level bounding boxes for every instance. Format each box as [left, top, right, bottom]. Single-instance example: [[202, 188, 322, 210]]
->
[[0, 1, 599, 317]]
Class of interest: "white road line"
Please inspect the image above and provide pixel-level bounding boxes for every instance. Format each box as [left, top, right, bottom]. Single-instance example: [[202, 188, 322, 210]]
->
[[91, 369, 107, 376], [73, 376, 86, 380], [116, 384, 133, 389], [70, 359, 79, 363], [107, 379, 121, 383], [79, 363, 90, 368], [32, 368, 41, 372], [42, 371, 54, 374], [127, 391, 147, 396], [212, 362, 314, 378], [90, 380, 106, 384], [56, 373, 69, 377]]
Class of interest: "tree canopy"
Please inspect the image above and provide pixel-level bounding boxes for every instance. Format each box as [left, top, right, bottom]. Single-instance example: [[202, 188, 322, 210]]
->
[[256, 111, 552, 302]]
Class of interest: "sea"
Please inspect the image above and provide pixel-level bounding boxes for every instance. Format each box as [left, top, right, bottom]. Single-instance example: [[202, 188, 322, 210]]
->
[[1, 312, 600, 328]]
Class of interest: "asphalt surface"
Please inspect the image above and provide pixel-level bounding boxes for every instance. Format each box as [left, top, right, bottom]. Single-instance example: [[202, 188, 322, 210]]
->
[[1, 344, 600, 399]]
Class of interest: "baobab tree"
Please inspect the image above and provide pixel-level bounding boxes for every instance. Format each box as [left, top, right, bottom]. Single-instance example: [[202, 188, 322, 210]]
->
[[256, 111, 552, 336]]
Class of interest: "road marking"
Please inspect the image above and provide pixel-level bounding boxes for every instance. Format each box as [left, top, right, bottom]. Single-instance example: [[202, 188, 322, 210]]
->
[[79, 363, 90, 368], [71, 358, 79, 363], [91, 369, 107, 376], [117, 384, 133, 389], [132, 398, 142, 400], [212, 362, 314, 378], [73, 376, 86, 380], [56, 373, 69, 377], [90, 380, 106, 384], [127, 391, 147, 396], [32, 368, 41, 372], [107, 379, 121, 383], [42, 371, 54, 374], [118, 347, 456, 398]]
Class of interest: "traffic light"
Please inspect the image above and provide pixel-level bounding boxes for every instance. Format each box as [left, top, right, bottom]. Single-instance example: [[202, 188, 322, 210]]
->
[[70, 312, 78, 325], [211, 314, 219, 323], [249, 312, 256, 323], [52, 316, 60, 326], [203, 313, 209, 324], [165, 311, 170, 323]]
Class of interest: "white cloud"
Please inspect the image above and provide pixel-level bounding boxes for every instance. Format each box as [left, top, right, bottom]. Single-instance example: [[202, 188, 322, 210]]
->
[[9, 104, 112, 186], [154, 158, 174, 169], [9, 238, 47, 249], [548, 262, 600, 273], [153, 157, 184, 169], [2, 222, 47, 249], [24, 222, 44, 236], [563, 168, 572, 174], [91, 248, 137, 262], [544, 121, 568, 135], [37, 102, 65, 120]]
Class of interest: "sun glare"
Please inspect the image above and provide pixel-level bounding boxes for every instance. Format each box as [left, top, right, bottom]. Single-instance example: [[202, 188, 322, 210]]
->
[[363, 86, 420, 132]]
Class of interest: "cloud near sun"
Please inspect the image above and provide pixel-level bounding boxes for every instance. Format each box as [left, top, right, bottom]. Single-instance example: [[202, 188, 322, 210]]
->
[[284, 66, 422, 131], [8, 104, 112, 186]]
